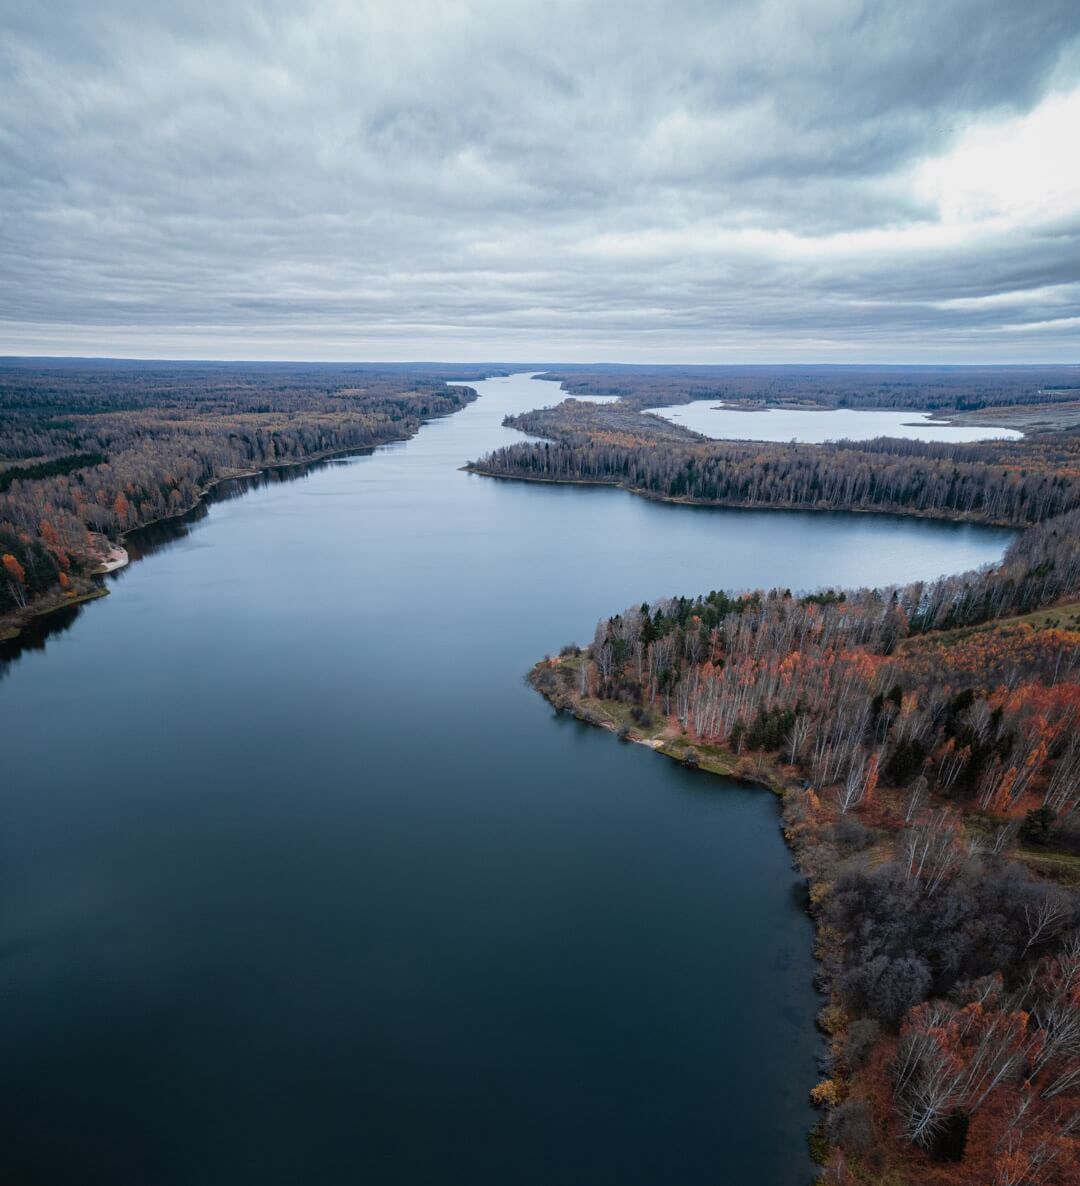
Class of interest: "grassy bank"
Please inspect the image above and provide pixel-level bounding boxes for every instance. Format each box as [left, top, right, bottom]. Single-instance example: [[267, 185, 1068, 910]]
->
[[0, 583, 108, 643], [529, 655, 786, 792]]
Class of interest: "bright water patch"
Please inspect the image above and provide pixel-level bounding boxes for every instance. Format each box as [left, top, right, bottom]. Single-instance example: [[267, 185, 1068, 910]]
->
[[452, 374, 619, 409], [646, 400, 1023, 443]]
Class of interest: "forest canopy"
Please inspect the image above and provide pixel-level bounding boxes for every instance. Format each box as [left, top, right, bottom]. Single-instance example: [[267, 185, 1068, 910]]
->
[[473, 398, 1080, 527], [536, 364, 1080, 411], [0, 361, 484, 620]]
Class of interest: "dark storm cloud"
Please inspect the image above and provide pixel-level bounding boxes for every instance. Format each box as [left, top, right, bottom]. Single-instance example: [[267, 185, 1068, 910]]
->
[[1, 0, 1078, 359]]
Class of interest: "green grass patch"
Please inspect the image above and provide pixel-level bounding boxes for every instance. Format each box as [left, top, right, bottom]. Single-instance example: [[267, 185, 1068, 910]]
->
[[1016, 847, 1080, 887], [581, 695, 667, 739], [898, 601, 1080, 652]]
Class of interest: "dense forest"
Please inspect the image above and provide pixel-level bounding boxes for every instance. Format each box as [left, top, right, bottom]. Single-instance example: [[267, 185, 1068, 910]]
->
[[537, 364, 1080, 412], [0, 361, 484, 627], [473, 399, 1080, 527]]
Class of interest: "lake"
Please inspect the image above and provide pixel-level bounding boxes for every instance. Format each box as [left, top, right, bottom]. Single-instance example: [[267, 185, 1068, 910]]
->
[[645, 400, 1023, 443], [0, 373, 1015, 1185]]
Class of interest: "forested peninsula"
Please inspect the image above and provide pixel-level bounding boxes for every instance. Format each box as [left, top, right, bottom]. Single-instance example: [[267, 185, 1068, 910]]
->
[[492, 372, 1080, 1185], [470, 399, 1080, 527], [0, 361, 483, 639]]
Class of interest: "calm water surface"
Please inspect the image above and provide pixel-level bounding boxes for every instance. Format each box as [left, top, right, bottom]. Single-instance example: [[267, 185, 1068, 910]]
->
[[646, 400, 1023, 443], [0, 375, 1015, 1186]]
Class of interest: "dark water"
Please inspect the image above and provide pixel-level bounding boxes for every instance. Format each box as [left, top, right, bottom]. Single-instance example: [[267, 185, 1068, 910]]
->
[[0, 374, 1014, 1186]]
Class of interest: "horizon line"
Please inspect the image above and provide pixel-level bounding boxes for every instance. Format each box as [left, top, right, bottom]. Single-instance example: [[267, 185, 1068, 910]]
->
[[2, 355, 1079, 370]]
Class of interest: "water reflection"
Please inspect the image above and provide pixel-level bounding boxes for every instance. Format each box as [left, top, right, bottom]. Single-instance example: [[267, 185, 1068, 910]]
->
[[0, 448, 379, 678]]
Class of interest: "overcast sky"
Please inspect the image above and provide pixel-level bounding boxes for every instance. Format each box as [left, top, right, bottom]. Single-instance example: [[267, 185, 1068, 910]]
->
[[2, 0, 1079, 362]]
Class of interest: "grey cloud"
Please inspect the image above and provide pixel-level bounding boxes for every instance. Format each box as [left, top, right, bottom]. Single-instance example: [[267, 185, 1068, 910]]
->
[[1, 0, 1079, 360]]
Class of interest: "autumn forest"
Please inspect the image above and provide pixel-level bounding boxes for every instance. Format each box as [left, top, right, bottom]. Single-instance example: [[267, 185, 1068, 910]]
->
[[512, 372, 1080, 1184], [0, 361, 482, 631]]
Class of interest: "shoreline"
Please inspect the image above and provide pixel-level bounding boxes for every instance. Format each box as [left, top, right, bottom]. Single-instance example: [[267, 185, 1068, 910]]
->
[[528, 660, 785, 794], [463, 465, 1024, 530], [115, 432, 421, 538], [530, 589, 1080, 1179], [527, 658, 830, 1152], [1, 400, 477, 645], [0, 586, 109, 644], [92, 540, 129, 573]]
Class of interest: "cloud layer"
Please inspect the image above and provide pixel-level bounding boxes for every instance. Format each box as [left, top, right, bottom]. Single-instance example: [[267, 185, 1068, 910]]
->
[[2, 0, 1079, 360]]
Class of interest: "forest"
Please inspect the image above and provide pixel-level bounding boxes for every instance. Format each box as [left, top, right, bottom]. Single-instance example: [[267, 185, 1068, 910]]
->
[[516, 374, 1080, 1184], [0, 361, 484, 628], [534, 514, 1080, 1181], [472, 400, 1080, 527], [536, 364, 1080, 412]]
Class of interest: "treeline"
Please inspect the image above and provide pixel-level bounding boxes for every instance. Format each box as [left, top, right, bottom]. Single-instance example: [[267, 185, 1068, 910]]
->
[[0, 362, 479, 618], [477, 403, 1079, 527], [535, 512, 1080, 1180], [570, 513, 1080, 816], [538, 364, 1080, 411], [0, 453, 108, 493]]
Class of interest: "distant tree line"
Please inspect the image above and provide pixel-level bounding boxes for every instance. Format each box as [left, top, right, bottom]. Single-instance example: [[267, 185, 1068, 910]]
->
[[474, 401, 1079, 527], [538, 364, 1080, 411], [0, 363, 478, 616]]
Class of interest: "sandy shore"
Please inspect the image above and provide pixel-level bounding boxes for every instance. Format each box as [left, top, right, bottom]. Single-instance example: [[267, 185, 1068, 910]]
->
[[94, 543, 130, 573]]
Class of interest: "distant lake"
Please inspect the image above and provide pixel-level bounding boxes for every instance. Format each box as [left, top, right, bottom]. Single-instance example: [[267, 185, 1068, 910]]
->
[[0, 374, 1015, 1186], [645, 400, 1024, 443]]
